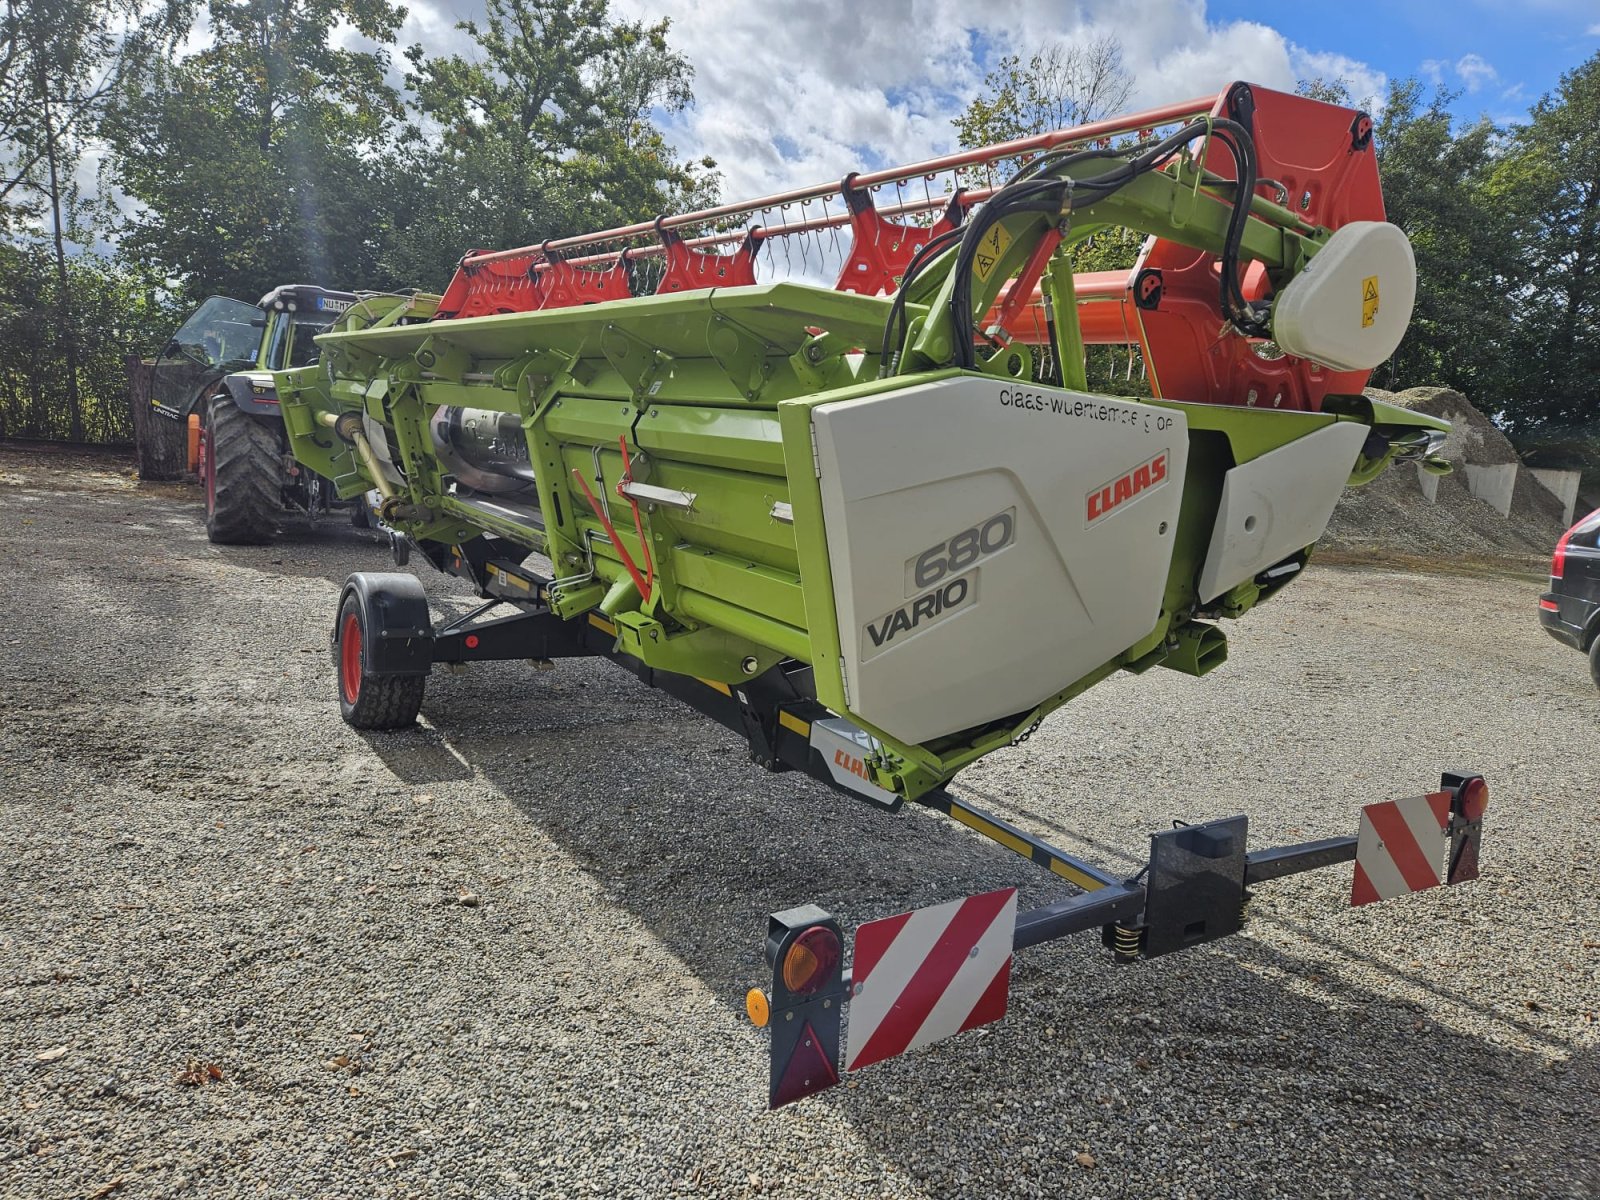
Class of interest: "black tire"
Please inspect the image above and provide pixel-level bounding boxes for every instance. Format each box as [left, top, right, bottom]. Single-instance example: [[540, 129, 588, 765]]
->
[[204, 396, 279, 544], [349, 500, 371, 529], [334, 594, 425, 729], [1588, 633, 1600, 691]]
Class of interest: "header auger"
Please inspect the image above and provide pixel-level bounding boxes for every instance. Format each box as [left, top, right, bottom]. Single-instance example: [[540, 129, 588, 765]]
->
[[278, 82, 1481, 1107]]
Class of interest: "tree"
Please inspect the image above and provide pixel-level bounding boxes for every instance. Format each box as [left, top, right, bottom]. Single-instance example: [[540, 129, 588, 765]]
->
[[1, 0, 162, 438], [385, 0, 715, 289], [106, 0, 406, 300], [1365, 78, 1523, 404], [1296, 76, 1355, 107], [953, 36, 1133, 154], [0, 242, 177, 442], [1485, 54, 1600, 432], [951, 36, 1143, 392]]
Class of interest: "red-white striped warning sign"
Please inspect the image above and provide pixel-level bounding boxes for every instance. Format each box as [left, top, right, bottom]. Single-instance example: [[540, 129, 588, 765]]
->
[[845, 887, 1017, 1073], [1352, 791, 1452, 907]]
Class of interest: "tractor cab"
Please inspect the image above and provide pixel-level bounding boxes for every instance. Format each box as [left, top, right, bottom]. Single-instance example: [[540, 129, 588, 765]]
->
[[145, 285, 359, 428], [253, 285, 357, 374]]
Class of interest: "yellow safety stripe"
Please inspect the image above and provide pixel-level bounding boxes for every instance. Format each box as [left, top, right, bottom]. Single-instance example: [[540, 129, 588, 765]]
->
[[949, 799, 1108, 892], [587, 614, 616, 635], [949, 803, 1032, 858], [1047, 858, 1107, 892], [777, 710, 811, 738], [696, 677, 732, 697]]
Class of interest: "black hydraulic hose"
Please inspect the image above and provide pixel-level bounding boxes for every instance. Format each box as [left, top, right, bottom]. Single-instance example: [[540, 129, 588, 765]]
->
[[936, 116, 1267, 369], [878, 225, 969, 375]]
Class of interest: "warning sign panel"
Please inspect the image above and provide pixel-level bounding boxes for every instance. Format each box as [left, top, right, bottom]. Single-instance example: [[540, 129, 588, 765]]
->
[[1361, 275, 1380, 328], [972, 223, 1013, 283]]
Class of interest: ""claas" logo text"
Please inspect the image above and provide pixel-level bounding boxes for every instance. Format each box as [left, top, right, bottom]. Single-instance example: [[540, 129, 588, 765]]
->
[[834, 748, 871, 782], [1087, 451, 1168, 524]]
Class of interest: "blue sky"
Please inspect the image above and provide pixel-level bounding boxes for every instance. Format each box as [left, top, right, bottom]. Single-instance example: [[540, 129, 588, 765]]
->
[[1206, 0, 1600, 122]]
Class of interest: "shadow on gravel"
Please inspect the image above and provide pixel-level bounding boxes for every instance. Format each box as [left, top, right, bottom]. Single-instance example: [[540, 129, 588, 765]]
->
[[352, 664, 1598, 1200], [360, 722, 478, 785]]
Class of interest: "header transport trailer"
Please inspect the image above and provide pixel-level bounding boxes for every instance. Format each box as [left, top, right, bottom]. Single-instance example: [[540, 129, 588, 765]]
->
[[277, 83, 1486, 1107]]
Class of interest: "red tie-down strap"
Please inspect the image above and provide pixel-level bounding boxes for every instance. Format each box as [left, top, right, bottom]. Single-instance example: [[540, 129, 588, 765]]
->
[[656, 221, 761, 293], [435, 249, 545, 319], [529, 248, 634, 310], [835, 175, 966, 296]]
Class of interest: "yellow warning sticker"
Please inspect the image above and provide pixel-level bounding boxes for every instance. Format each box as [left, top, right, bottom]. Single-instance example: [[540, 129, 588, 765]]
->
[[972, 223, 1013, 283], [1361, 275, 1380, 328]]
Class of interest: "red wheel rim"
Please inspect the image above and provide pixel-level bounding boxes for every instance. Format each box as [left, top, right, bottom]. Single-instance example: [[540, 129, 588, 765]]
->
[[201, 424, 215, 513], [339, 612, 362, 704]]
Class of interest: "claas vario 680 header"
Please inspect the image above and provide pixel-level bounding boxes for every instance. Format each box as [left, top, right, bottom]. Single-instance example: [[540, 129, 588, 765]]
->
[[279, 84, 1487, 1106]]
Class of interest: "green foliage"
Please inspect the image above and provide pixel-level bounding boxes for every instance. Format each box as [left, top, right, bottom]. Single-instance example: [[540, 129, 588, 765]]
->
[[952, 37, 1132, 154], [0, 0, 136, 235], [106, 0, 407, 300], [0, 243, 178, 441], [1484, 56, 1600, 433], [1365, 79, 1522, 405], [385, 0, 715, 289], [952, 36, 1145, 394]]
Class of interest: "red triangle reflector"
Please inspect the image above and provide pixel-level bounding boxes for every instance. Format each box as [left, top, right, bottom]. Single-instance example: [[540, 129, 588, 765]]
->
[[772, 1020, 839, 1109]]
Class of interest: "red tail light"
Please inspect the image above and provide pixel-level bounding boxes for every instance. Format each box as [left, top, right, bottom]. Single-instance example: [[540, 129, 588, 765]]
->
[[1554, 508, 1600, 580], [1552, 528, 1573, 580]]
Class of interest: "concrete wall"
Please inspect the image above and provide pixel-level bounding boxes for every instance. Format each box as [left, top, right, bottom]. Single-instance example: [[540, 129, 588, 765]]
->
[[1462, 462, 1517, 518], [1416, 462, 1440, 503], [1530, 468, 1581, 526]]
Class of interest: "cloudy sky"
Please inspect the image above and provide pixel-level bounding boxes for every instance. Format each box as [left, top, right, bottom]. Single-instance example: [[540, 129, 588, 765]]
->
[[389, 0, 1600, 204]]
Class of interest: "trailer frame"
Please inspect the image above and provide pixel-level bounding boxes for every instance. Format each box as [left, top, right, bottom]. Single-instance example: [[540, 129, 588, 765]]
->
[[333, 555, 1488, 1108]]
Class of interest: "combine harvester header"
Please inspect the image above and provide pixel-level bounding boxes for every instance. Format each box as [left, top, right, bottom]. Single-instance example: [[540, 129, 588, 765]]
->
[[278, 82, 1485, 1107]]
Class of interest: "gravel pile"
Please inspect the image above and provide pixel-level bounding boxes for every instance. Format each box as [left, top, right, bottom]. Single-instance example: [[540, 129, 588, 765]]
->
[[1321, 388, 1569, 565], [2, 444, 1596, 1199]]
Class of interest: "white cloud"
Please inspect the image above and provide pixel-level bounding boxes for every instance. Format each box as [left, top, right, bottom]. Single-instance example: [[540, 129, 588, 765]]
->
[[1454, 53, 1498, 93], [602, 0, 1385, 206], [1588, 21, 1600, 35], [1288, 46, 1387, 109]]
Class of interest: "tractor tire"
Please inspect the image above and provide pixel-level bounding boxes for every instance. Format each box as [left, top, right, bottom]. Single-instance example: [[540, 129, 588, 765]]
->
[[334, 594, 425, 729], [203, 396, 279, 544]]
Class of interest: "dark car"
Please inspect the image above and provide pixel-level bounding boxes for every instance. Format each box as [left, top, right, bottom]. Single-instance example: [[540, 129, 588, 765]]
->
[[1539, 506, 1600, 686]]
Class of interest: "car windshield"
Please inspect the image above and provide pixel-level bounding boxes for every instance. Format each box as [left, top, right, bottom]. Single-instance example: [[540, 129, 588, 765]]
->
[[165, 297, 263, 367]]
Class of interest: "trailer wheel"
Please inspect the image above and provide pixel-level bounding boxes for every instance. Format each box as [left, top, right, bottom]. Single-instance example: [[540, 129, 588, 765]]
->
[[335, 594, 426, 729], [204, 396, 279, 545]]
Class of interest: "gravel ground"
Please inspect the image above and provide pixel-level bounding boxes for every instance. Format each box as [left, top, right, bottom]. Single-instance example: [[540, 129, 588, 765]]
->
[[1, 443, 1596, 1200]]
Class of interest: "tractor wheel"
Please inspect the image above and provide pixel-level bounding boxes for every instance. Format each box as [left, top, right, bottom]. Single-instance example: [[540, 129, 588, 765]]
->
[[204, 396, 279, 545], [1588, 633, 1600, 691], [334, 593, 425, 729]]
